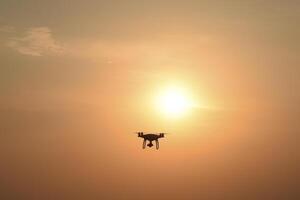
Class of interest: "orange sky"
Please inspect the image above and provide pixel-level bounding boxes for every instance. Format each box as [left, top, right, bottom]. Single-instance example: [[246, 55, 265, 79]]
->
[[0, 1, 299, 199]]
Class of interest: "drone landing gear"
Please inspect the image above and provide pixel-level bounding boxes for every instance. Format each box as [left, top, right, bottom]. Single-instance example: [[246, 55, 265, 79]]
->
[[155, 140, 159, 150], [142, 140, 159, 150]]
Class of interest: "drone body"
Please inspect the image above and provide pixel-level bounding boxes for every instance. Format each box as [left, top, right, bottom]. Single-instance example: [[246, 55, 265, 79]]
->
[[135, 132, 166, 149]]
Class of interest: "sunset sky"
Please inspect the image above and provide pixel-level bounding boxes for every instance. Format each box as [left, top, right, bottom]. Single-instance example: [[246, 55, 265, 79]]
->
[[0, 1, 299, 199]]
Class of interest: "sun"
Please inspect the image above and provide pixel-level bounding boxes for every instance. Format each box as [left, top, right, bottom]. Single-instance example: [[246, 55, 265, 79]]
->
[[155, 86, 192, 117]]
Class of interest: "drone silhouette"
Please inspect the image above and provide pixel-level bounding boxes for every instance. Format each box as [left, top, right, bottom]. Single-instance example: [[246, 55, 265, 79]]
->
[[135, 132, 167, 149]]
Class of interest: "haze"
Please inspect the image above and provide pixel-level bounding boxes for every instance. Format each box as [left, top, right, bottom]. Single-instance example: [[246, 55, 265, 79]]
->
[[0, 1, 299, 199]]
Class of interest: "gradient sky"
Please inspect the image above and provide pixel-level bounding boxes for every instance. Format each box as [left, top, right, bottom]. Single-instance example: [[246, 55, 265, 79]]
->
[[0, 1, 299, 199]]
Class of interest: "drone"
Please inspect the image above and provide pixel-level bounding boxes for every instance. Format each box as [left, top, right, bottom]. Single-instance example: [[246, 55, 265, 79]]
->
[[135, 132, 167, 149]]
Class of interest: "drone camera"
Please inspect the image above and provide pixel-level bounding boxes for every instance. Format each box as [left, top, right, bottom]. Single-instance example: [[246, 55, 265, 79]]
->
[[147, 143, 154, 147]]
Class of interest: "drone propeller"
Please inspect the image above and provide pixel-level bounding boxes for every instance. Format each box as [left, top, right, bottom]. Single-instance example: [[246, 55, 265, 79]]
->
[[134, 132, 144, 137], [134, 132, 144, 134], [159, 132, 169, 135]]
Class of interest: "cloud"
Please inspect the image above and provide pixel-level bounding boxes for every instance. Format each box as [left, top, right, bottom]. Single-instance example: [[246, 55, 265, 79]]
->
[[0, 25, 15, 33], [7, 27, 64, 56]]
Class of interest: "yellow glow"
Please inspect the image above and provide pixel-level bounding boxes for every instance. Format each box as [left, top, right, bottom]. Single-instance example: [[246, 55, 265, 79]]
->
[[155, 86, 193, 117]]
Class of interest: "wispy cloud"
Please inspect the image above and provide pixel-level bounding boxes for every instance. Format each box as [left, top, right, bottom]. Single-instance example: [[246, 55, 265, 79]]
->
[[7, 27, 64, 56], [0, 25, 15, 33]]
